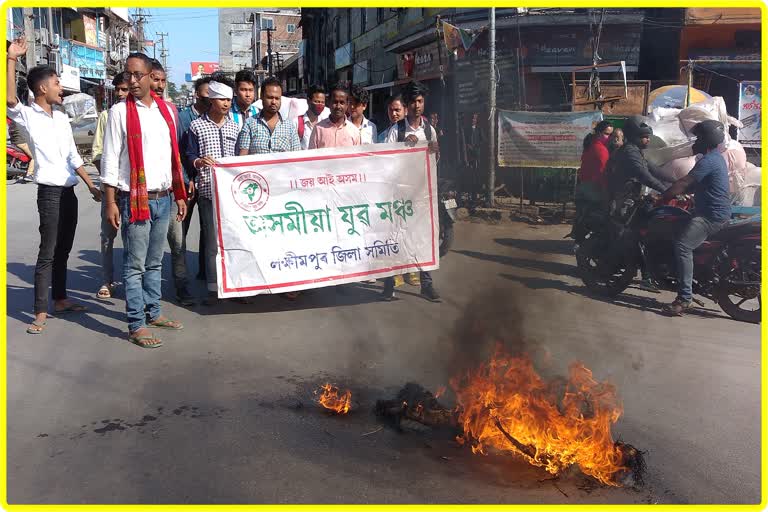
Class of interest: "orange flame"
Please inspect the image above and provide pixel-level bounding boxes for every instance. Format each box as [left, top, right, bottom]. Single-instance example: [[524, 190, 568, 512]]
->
[[317, 383, 352, 414], [434, 386, 447, 399], [450, 344, 626, 486]]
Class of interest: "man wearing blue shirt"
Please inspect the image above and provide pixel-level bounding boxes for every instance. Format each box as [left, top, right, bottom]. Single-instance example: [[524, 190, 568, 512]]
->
[[661, 120, 732, 316]]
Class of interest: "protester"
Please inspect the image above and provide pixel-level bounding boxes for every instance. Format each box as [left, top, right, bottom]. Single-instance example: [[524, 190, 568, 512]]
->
[[382, 80, 441, 303], [178, 76, 211, 283], [662, 120, 731, 316], [101, 52, 188, 348], [308, 84, 360, 149], [298, 84, 330, 150], [92, 74, 130, 300], [464, 111, 485, 201], [229, 69, 259, 133], [238, 77, 300, 156], [347, 85, 377, 144], [377, 94, 404, 143], [185, 80, 240, 306], [6, 38, 102, 334]]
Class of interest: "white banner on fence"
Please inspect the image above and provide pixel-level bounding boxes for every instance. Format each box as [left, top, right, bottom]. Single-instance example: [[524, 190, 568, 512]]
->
[[212, 143, 439, 298]]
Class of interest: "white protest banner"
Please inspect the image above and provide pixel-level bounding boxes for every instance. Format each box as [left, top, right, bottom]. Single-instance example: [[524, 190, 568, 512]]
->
[[497, 110, 603, 168], [212, 143, 439, 298]]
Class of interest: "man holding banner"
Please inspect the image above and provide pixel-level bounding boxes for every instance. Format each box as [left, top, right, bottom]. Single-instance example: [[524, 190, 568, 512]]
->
[[383, 80, 441, 303], [184, 80, 241, 306]]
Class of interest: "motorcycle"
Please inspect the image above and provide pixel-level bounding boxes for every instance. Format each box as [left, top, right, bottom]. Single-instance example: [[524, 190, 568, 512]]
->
[[438, 178, 457, 257], [7, 142, 30, 180], [575, 191, 761, 323]]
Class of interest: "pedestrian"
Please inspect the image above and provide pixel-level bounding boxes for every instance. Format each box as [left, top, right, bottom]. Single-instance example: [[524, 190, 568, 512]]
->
[[229, 69, 259, 133], [609, 127, 624, 152], [382, 80, 442, 303], [465, 111, 486, 201], [238, 77, 302, 300], [347, 84, 378, 144], [92, 74, 130, 300], [6, 38, 102, 334], [148, 60, 194, 305], [308, 84, 360, 149], [100, 52, 188, 348], [377, 94, 404, 143], [178, 76, 211, 283], [298, 84, 330, 150], [185, 80, 240, 306]]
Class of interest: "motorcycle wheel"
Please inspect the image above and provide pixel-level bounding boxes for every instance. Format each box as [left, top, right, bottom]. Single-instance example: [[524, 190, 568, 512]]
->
[[576, 236, 636, 297], [439, 222, 454, 257], [716, 251, 761, 324]]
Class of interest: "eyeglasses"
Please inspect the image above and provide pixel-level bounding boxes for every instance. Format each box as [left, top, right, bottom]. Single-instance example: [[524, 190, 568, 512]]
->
[[121, 71, 151, 82]]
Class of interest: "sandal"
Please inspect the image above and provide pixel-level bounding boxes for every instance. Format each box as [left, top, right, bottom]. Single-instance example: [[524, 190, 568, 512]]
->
[[97, 285, 112, 299], [26, 320, 46, 335], [54, 302, 88, 314], [128, 333, 163, 349], [147, 317, 183, 330]]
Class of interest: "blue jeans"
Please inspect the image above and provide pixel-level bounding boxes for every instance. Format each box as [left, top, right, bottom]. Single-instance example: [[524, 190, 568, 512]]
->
[[674, 216, 725, 302], [119, 193, 172, 332]]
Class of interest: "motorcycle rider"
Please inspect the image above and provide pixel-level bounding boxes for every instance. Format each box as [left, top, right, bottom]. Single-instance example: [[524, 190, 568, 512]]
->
[[661, 120, 731, 316], [607, 116, 672, 292], [607, 116, 671, 201]]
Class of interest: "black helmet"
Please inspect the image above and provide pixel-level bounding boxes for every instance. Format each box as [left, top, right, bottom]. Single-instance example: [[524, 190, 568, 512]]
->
[[623, 116, 653, 141], [691, 119, 725, 148]]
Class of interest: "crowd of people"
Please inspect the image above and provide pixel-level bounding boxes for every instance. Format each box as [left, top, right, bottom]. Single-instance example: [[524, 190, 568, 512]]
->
[[7, 40, 445, 347], [575, 113, 732, 316]]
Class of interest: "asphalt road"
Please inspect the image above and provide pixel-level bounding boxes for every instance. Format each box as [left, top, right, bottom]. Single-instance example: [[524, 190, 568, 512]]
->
[[6, 175, 761, 504]]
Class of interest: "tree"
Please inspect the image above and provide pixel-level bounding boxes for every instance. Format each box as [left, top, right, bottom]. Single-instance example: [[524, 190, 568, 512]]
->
[[167, 80, 180, 100]]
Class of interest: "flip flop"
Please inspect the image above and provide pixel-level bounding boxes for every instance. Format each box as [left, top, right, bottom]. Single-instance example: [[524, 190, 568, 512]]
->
[[147, 318, 183, 330], [26, 320, 46, 335], [128, 334, 163, 349], [97, 285, 112, 299], [54, 303, 88, 314]]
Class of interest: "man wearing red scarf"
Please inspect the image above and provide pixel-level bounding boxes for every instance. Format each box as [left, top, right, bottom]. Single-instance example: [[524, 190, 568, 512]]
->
[[100, 53, 187, 349]]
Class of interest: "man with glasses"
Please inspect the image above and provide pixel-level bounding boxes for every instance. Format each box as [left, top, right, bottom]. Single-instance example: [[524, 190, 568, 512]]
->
[[92, 74, 130, 300], [101, 53, 188, 349]]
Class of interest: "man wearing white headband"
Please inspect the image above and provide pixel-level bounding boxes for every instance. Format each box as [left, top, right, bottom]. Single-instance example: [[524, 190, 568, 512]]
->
[[183, 79, 240, 305]]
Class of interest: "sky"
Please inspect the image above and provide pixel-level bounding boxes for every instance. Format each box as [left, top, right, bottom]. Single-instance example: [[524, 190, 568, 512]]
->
[[140, 9, 220, 87]]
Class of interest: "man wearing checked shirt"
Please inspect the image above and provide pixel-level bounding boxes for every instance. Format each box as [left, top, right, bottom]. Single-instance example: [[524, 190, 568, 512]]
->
[[238, 77, 301, 300]]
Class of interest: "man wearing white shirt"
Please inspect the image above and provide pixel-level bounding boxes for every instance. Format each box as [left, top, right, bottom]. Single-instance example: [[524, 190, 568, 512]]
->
[[6, 38, 101, 335], [298, 84, 330, 150], [348, 85, 378, 144], [382, 80, 441, 303], [101, 52, 188, 349]]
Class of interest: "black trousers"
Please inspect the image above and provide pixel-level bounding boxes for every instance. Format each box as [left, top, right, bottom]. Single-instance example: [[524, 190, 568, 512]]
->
[[34, 185, 78, 314]]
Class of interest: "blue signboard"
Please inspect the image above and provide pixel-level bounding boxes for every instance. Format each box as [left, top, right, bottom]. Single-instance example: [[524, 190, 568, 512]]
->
[[60, 39, 106, 80]]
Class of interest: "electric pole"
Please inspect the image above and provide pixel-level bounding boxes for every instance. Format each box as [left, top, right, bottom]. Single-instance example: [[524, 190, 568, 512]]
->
[[487, 7, 497, 207], [156, 32, 169, 99], [250, 12, 261, 70], [23, 8, 35, 70], [133, 8, 148, 53]]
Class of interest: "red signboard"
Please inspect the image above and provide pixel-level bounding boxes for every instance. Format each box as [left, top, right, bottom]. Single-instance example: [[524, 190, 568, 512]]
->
[[191, 62, 220, 78]]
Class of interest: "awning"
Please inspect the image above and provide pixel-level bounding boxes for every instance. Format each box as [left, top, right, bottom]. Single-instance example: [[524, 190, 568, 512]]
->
[[531, 65, 637, 73]]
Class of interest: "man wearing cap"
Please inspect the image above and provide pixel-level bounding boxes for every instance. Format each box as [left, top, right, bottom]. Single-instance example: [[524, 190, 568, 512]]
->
[[607, 116, 671, 201], [661, 120, 731, 316], [184, 79, 240, 306]]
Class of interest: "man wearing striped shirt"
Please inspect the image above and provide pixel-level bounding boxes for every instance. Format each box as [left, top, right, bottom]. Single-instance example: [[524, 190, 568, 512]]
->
[[184, 80, 241, 305]]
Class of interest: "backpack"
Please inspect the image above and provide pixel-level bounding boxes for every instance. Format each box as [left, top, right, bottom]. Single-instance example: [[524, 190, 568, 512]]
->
[[396, 116, 432, 143]]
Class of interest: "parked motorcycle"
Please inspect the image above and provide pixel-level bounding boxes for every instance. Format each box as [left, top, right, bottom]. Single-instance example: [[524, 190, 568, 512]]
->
[[7, 142, 30, 180], [438, 178, 457, 257], [575, 193, 761, 323]]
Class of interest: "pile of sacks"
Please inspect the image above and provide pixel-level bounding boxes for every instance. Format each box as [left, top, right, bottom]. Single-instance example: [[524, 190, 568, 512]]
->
[[645, 97, 760, 207]]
